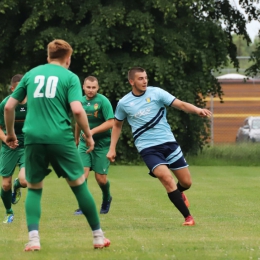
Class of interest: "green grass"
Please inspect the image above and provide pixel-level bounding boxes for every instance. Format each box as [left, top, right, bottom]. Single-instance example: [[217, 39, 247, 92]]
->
[[1, 165, 260, 259], [186, 143, 260, 166]]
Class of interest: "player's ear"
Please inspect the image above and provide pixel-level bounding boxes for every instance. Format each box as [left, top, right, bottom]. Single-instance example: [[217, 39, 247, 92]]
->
[[129, 79, 134, 86]]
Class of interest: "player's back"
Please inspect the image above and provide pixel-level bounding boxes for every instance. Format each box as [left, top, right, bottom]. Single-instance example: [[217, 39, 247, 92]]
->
[[20, 64, 82, 145]]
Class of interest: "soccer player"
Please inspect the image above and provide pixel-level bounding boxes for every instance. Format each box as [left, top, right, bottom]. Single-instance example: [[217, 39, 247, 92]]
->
[[4, 39, 110, 251], [0, 74, 27, 223], [107, 67, 212, 226], [74, 76, 114, 215]]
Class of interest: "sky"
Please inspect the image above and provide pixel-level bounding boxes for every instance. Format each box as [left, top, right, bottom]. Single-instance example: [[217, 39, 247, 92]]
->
[[230, 0, 260, 41]]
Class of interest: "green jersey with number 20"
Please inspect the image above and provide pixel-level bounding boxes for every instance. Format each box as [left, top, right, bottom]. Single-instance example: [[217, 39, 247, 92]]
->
[[11, 64, 83, 145]]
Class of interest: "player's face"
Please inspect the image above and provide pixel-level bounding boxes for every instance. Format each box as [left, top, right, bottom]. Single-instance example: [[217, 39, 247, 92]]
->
[[83, 80, 99, 100], [129, 71, 148, 95]]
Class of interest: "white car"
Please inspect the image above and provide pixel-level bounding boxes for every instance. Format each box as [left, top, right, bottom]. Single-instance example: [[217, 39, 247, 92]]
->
[[236, 116, 260, 142]]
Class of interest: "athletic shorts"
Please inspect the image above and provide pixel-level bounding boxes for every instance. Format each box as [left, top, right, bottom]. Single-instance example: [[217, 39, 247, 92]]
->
[[139, 141, 188, 178], [25, 143, 84, 183], [0, 146, 25, 177], [78, 143, 110, 174]]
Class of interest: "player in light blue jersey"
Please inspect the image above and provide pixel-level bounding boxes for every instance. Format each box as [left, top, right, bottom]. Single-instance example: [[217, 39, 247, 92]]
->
[[107, 67, 212, 226]]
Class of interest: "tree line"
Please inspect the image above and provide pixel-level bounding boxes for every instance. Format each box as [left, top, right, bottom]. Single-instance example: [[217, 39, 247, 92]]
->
[[0, 0, 259, 161]]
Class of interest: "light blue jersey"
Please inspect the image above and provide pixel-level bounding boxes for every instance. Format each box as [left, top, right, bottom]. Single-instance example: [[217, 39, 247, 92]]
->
[[115, 86, 176, 152]]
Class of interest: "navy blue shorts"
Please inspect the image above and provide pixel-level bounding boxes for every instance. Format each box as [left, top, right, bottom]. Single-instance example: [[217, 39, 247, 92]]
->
[[139, 142, 188, 178]]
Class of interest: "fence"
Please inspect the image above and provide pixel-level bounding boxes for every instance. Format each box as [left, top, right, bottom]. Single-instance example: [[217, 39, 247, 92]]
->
[[205, 75, 260, 144]]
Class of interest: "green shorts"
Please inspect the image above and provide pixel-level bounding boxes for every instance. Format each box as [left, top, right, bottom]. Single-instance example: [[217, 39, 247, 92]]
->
[[78, 142, 110, 174], [25, 143, 84, 183], [0, 146, 25, 177]]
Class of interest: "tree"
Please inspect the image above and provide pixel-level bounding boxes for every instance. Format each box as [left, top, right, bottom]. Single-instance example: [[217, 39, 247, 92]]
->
[[0, 0, 259, 161]]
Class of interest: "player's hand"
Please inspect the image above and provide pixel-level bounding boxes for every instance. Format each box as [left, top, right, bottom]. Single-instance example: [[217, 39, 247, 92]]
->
[[198, 108, 212, 118], [85, 136, 95, 153], [107, 149, 116, 162], [75, 137, 79, 147], [5, 133, 19, 149]]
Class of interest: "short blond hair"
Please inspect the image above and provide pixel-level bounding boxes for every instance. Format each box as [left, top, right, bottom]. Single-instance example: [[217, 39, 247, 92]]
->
[[47, 39, 73, 60]]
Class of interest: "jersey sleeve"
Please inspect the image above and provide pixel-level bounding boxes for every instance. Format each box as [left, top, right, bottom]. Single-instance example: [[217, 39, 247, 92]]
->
[[114, 99, 127, 121], [157, 87, 176, 106], [101, 96, 114, 121], [67, 74, 83, 103], [11, 75, 27, 102]]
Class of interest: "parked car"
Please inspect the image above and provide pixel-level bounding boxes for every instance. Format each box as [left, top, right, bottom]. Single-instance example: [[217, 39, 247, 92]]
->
[[236, 116, 260, 142]]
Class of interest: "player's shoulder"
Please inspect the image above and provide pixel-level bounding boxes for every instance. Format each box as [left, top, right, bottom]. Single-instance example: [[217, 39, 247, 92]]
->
[[0, 95, 11, 105], [118, 91, 132, 103]]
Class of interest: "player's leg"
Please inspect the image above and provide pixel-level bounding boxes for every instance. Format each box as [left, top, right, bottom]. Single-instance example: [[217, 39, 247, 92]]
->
[[1, 176, 14, 223], [0, 148, 18, 223], [74, 167, 90, 215], [92, 148, 112, 214], [172, 167, 192, 208], [153, 164, 195, 225], [12, 148, 27, 204], [50, 143, 110, 248], [24, 144, 49, 252]]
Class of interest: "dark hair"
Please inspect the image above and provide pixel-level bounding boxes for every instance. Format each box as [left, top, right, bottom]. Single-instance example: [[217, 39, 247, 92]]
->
[[128, 67, 146, 80], [11, 74, 23, 84], [84, 76, 98, 84]]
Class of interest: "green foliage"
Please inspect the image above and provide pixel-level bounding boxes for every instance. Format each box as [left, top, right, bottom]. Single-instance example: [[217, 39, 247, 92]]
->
[[186, 143, 260, 166], [0, 0, 258, 157]]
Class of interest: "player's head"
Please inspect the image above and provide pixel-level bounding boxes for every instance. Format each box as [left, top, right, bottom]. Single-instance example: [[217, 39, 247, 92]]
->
[[10, 74, 23, 92], [83, 76, 99, 100], [47, 39, 73, 69], [128, 67, 148, 95]]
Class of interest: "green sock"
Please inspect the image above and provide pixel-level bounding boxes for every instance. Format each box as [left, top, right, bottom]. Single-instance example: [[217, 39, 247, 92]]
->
[[14, 178, 23, 189], [25, 188, 42, 231], [100, 180, 111, 202], [71, 182, 100, 231], [1, 187, 12, 214]]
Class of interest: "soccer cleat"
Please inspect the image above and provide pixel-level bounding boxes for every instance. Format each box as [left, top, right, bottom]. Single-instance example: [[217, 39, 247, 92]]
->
[[12, 178, 21, 205], [93, 236, 111, 249], [181, 192, 190, 208], [74, 209, 83, 215], [3, 213, 14, 223], [182, 215, 195, 226], [24, 235, 41, 252], [100, 196, 112, 214]]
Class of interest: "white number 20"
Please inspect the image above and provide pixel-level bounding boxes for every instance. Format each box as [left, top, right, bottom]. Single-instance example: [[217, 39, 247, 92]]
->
[[34, 76, 59, 98]]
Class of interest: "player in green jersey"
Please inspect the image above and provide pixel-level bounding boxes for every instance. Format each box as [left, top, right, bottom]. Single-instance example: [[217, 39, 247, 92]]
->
[[4, 39, 110, 251], [0, 74, 28, 223], [74, 76, 114, 215]]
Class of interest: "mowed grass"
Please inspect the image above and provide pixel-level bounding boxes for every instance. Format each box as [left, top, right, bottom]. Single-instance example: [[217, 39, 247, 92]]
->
[[0, 165, 260, 260]]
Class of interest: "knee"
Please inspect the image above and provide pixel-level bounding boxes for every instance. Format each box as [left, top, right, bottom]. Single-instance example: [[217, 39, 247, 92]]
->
[[2, 182, 11, 191], [19, 178, 27, 188]]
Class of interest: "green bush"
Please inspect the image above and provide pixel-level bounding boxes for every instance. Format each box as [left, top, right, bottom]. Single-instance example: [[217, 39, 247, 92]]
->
[[186, 143, 260, 166]]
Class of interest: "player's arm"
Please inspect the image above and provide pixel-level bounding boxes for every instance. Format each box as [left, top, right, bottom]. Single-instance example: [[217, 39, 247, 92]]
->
[[74, 123, 81, 146], [91, 119, 114, 135], [4, 97, 19, 147], [70, 101, 94, 153], [0, 126, 6, 143], [171, 98, 212, 117], [107, 119, 123, 162]]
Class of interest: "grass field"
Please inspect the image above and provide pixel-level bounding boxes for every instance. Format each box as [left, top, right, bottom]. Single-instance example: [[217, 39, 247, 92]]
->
[[0, 165, 260, 260]]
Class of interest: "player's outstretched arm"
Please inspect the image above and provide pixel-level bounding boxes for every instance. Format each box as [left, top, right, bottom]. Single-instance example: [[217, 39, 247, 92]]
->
[[70, 101, 94, 153], [107, 119, 123, 162], [91, 118, 114, 136], [171, 98, 212, 117]]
